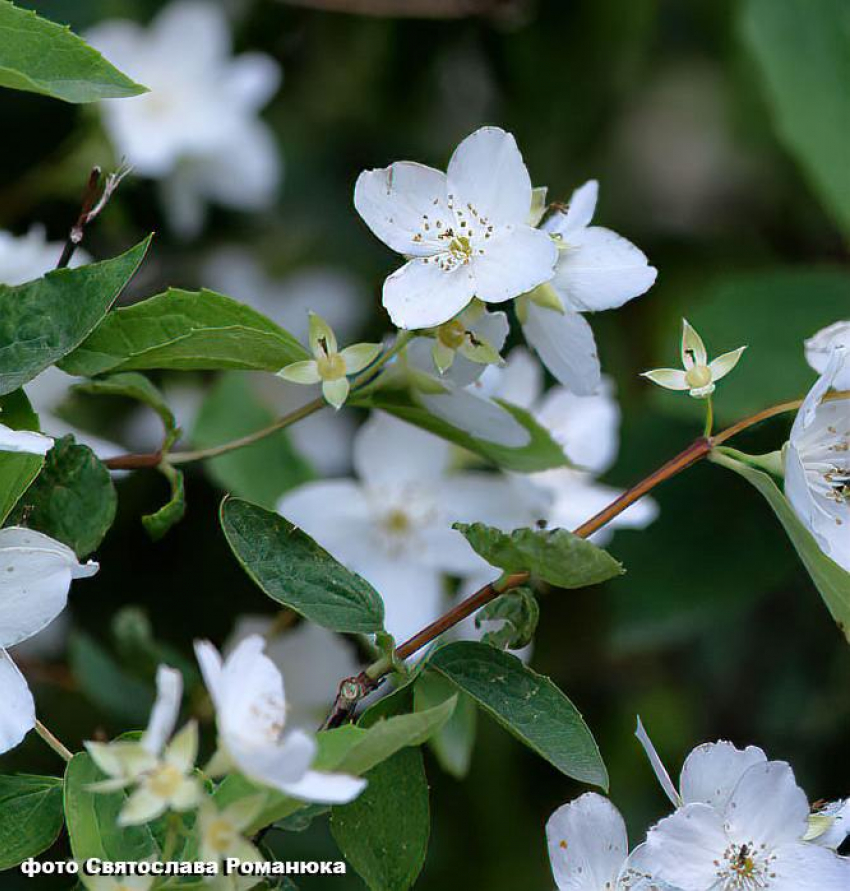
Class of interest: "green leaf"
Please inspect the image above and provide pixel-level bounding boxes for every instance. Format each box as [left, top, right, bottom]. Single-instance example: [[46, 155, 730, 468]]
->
[[192, 373, 314, 508], [352, 388, 568, 473], [740, 0, 850, 234], [220, 497, 385, 634], [330, 748, 430, 891], [111, 607, 199, 687], [475, 586, 540, 650], [0, 238, 150, 397], [0, 775, 64, 869], [414, 671, 477, 779], [0, 389, 44, 523], [142, 462, 186, 541], [60, 288, 310, 377], [454, 523, 624, 588], [0, 1, 146, 103], [9, 436, 116, 558], [214, 697, 456, 833], [430, 642, 607, 788], [711, 449, 850, 641], [73, 372, 177, 443], [64, 754, 159, 883]]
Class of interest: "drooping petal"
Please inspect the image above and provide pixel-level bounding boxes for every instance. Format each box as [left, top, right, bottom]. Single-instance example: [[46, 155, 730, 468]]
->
[[141, 665, 183, 755], [383, 258, 474, 330], [708, 346, 746, 382], [229, 729, 317, 791], [279, 769, 366, 805], [641, 368, 689, 391], [354, 162, 451, 257], [0, 424, 54, 456], [278, 360, 321, 385], [418, 387, 531, 448], [548, 179, 599, 237], [322, 377, 350, 410], [771, 843, 850, 891], [545, 793, 628, 891], [446, 127, 533, 227], [634, 717, 681, 807], [679, 740, 767, 809], [0, 650, 35, 754], [522, 302, 601, 395], [470, 226, 558, 307], [680, 320, 707, 369]]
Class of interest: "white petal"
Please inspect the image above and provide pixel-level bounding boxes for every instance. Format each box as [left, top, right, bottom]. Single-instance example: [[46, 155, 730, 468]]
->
[[634, 717, 681, 807], [545, 793, 627, 891], [679, 740, 767, 809], [0, 424, 53, 456], [641, 368, 689, 391], [279, 360, 321, 385], [141, 665, 183, 755], [322, 377, 350, 410], [810, 799, 850, 849], [771, 843, 850, 891], [119, 787, 167, 826], [522, 302, 601, 395], [230, 729, 317, 790], [419, 388, 531, 448], [681, 320, 707, 369], [223, 52, 280, 110], [152, 0, 231, 66], [805, 321, 850, 390], [165, 721, 198, 775], [446, 127, 532, 226], [280, 769, 366, 805], [354, 162, 451, 257], [194, 640, 225, 712], [708, 346, 746, 382], [0, 650, 35, 754], [383, 258, 474, 330], [724, 761, 809, 850], [360, 562, 445, 644], [469, 226, 558, 306], [448, 309, 510, 388], [494, 346, 544, 410], [546, 180, 599, 237], [551, 226, 657, 313]]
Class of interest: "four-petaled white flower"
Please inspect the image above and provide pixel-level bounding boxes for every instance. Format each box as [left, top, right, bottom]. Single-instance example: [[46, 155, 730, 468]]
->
[[87, 1, 281, 237], [278, 313, 381, 409], [642, 319, 745, 399], [805, 321, 850, 391], [0, 528, 98, 753], [784, 348, 849, 572], [426, 300, 504, 374], [86, 665, 203, 826], [520, 180, 657, 395], [354, 126, 558, 330], [194, 635, 365, 803]]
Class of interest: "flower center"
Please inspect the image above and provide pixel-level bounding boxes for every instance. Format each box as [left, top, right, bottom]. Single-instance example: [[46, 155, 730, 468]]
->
[[685, 364, 712, 389], [448, 235, 473, 261], [437, 320, 467, 350], [147, 763, 183, 799], [383, 508, 411, 534], [317, 352, 347, 380], [207, 817, 237, 853], [717, 842, 775, 889]]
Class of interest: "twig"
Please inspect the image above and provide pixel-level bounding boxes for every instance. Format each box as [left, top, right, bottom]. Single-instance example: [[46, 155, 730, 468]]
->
[[34, 719, 73, 763]]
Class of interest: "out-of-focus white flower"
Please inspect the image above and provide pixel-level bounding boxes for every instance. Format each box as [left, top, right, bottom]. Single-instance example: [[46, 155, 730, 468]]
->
[[0, 227, 89, 285], [355, 126, 557, 330], [0, 424, 53, 455], [87, 1, 281, 237], [278, 313, 381, 409], [0, 529, 98, 753], [278, 412, 532, 641], [194, 636, 365, 804], [519, 180, 656, 395], [197, 795, 266, 887], [226, 616, 359, 731], [785, 349, 849, 572], [86, 868, 157, 891], [642, 319, 745, 399], [805, 321, 850, 391], [547, 793, 671, 891]]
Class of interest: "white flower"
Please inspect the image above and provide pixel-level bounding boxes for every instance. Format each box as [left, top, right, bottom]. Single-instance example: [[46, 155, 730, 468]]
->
[[642, 319, 746, 399], [197, 795, 266, 889], [278, 313, 381, 409], [226, 616, 359, 731], [547, 793, 672, 891], [0, 528, 98, 753], [806, 799, 850, 850], [85, 868, 157, 891], [784, 348, 849, 572], [0, 423, 53, 455], [805, 321, 850, 391], [86, 666, 203, 826], [278, 411, 533, 641], [87, 1, 281, 237], [194, 635, 365, 804], [518, 180, 657, 395], [354, 126, 558, 330], [0, 226, 89, 285]]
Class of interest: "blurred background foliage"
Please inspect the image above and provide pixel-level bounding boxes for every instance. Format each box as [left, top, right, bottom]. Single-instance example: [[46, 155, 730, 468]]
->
[[1, 0, 848, 888]]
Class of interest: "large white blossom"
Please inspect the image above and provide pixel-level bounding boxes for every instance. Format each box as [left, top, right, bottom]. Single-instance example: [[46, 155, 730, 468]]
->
[[805, 321, 850, 391], [278, 411, 533, 641], [785, 348, 849, 571], [194, 635, 365, 804], [355, 127, 558, 330], [520, 180, 656, 395], [88, 1, 281, 237], [0, 528, 98, 753]]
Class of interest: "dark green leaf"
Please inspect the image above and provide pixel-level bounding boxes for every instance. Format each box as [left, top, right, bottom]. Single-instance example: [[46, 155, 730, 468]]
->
[[221, 497, 385, 634], [0, 389, 44, 523], [0, 238, 151, 397], [192, 373, 314, 508], [142, 463, 186, 541], [454, 523, 623, 588], [711, 449, 850, 642], [9, 436, 116, 558], [414, 671, 477, 779], [0, 775, 64, 869], [330, 748, 430, 891], [475, 586, 540, 650], [430, 642, 607, 788], [60, 288, 309, 377], [0, 1, 146, 103], [74, 372, 177, 442], [740, 0, 850, 233]]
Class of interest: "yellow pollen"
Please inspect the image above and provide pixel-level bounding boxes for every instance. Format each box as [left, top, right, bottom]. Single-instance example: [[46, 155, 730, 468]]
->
[[448, 235, 473, 259], [685, 364, 712, 389]]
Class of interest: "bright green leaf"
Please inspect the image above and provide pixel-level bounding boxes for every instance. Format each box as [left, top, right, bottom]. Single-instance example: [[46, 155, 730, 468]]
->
[[0, 775, 64, 869], [414, 671, 477, 779], [711, 449, 850, 642], [0, 238, 150, 397], [330, 748, 430, 891], [430, 642, 607, 788], [0, 389, 44, 523], [221, 497, 385, 634], [60, 288, 310, 377], [73, 372, 177, 442], [0, 1, 146, 103], [454, 523, 623, 588]]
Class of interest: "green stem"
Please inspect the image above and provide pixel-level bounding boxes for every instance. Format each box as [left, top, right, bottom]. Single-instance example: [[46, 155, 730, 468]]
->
[[703, 395, 714, 438], [34, 720, 73, 763]]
